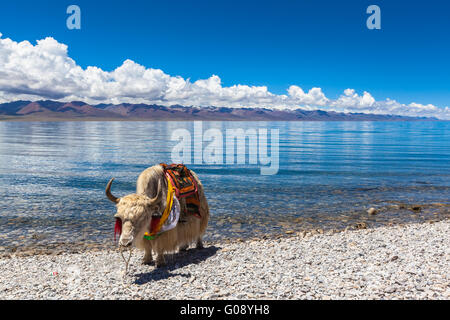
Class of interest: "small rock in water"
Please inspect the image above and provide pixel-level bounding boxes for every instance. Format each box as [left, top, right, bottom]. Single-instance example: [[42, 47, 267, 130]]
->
[[355, 222, 368, 229], [285, 230, 294, 235], [231, 223, 242, 231], [367, 207, 377, 215], [411, 205, 422, 212]]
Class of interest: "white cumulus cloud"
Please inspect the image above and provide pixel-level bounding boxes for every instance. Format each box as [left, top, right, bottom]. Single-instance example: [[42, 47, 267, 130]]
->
[[0, 33, 448, 119]]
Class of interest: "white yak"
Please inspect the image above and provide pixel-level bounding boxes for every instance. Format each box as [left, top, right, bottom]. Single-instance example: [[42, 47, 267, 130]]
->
[[106, 164, 209, 267]]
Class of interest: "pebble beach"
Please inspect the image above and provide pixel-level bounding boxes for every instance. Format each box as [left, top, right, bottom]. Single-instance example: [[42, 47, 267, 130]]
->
[[0, 219, 448, 300]]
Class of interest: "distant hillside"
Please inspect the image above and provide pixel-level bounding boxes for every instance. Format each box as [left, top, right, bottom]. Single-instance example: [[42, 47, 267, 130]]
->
[[0, 100, 438, 121]]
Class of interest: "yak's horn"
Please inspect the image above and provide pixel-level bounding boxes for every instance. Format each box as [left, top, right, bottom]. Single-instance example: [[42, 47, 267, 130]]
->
[[106, 178, 119, 203], [149, 179, 163, 203]]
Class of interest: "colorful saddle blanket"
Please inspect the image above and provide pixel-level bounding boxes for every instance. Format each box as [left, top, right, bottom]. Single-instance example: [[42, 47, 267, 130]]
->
[[160, 163, 201, 218]]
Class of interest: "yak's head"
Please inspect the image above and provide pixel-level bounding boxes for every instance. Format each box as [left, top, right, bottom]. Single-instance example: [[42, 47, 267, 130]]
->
[[105, 178, 162, 248]]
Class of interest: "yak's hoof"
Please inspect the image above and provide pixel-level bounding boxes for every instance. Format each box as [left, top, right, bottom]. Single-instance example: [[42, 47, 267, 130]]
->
[[155, 257, 166, 268], [142, 259, 154, 265], [196, 242, 204, 250], [179, 245, 189, 252]]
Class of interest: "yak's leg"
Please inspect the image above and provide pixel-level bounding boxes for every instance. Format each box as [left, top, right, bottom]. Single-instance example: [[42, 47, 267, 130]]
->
[[196, 237, 204, 249], [142, 240, 153, 265], [155, 252, 166, 268]]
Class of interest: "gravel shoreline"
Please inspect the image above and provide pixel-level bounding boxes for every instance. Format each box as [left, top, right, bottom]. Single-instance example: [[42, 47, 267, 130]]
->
[[1, 220, 448, 300]]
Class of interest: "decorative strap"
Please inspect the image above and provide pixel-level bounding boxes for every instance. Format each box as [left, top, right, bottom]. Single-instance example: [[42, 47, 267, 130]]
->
[[143, 178, 174, 240]]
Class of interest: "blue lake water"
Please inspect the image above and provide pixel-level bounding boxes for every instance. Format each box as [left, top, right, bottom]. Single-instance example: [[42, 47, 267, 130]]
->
[[0, 121, 449, 253]]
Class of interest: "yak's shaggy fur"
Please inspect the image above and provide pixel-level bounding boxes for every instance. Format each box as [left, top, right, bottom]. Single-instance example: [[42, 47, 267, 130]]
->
[[109, 164, 209, 267]]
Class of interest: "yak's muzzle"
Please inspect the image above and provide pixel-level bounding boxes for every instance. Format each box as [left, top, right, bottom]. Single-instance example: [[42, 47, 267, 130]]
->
[[119, 236, 133, 247]]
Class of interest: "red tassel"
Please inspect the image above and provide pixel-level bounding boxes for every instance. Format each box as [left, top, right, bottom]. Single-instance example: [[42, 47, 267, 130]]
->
[[150, 217, 161, 234], [114, 218, 122, 241]]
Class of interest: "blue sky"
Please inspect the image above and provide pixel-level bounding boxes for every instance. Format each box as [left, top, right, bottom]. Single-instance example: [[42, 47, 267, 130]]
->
[[0, 0, 449, 118]]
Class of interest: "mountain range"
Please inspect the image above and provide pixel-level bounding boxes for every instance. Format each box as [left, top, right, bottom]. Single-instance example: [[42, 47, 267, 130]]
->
[[0, 100, 438, 121]]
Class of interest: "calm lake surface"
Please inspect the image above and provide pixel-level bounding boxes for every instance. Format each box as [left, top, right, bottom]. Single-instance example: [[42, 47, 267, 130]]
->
[[0, 121, 449, 253]]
